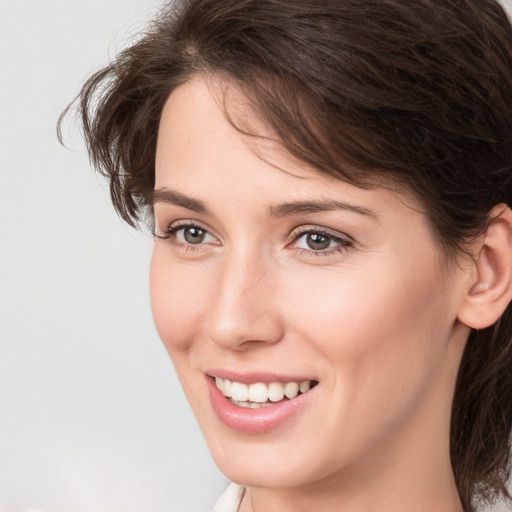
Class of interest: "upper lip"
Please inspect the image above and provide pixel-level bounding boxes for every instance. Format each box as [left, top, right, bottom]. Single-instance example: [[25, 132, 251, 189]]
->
[[206, 369, 317, 384]]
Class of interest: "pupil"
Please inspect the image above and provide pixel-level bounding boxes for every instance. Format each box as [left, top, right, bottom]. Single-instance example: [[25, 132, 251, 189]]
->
[[307, 233, 330, 250], [184, 227, 205, 244]]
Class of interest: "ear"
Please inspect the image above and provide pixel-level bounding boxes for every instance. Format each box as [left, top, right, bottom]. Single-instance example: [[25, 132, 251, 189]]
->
[[457, 204, 512, 330]]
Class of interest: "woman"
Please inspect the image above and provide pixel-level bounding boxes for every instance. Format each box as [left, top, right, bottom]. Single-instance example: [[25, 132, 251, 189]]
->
[[61, 0, 512, 510]]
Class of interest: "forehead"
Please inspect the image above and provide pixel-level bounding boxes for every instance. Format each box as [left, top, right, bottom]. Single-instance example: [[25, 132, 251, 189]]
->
[[155, 77, 424, 221]]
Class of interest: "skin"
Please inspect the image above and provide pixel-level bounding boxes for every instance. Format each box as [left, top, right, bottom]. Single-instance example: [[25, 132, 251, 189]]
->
[[149, 77, 475, 512]]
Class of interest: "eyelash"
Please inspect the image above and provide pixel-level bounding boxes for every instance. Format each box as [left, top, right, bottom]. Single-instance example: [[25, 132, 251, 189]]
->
[[153, 221, 216, 252], [153, 222, 353, 257]]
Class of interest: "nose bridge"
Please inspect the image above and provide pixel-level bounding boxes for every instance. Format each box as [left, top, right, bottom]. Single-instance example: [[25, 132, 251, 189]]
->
[[206, 245, 282, 349]]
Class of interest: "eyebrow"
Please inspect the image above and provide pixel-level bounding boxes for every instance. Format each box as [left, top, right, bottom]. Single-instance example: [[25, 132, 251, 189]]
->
[[152, 189, 210, 214], [152, 188, 377, 219], [268, 200, 377, 219]]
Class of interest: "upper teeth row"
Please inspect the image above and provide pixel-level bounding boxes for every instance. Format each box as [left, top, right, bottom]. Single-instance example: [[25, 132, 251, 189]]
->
[[215, 377, 312, 403]]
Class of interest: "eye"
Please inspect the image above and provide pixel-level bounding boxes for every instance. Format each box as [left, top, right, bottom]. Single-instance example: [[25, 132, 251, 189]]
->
[[291, 228, 352, 255], [153, 222, 218, 248], [176, 225, 211, 244], [298, 232, 335, 251]]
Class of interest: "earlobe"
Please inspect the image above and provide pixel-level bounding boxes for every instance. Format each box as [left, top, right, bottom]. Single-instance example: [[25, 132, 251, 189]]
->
[[458, 204, 512, 330]]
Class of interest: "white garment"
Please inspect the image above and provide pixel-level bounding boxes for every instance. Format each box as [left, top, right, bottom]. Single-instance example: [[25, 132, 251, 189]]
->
[[213, 482, 246, 512]]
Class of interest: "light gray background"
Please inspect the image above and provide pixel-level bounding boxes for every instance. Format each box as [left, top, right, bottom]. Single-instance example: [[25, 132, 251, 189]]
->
[[0, 1, 224, 511], [0, 1, 511, 511]]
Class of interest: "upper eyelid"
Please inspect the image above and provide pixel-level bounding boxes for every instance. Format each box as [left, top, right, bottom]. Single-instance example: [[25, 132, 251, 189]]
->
[[289, 225, 354, 242], [157, 218, 216, 234], [155, 220, 223, 249]]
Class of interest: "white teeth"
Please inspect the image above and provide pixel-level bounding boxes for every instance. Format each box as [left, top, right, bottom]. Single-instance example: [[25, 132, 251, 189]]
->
[[214, 376, 315, 405], [248, 382, 268, 403], [299, 380, 311, 393], [230, 381, 249, 402], [284, 381, 299, 399], [268, 382, 285, 402], [223, 379, 232, 398]]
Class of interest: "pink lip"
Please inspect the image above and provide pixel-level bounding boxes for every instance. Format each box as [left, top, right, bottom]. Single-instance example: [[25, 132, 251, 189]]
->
[[206, 376, 316, 433]]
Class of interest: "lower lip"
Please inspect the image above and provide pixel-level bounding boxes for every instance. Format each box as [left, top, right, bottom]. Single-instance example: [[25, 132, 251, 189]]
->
[[207, 377, 315, 433]]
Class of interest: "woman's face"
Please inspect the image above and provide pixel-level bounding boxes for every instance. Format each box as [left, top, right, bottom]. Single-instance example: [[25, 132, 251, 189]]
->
[[150, 78, 470, 489]]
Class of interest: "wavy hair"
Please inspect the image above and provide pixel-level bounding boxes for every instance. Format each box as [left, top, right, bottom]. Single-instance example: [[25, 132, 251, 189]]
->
[[59, 1, 512, 509]]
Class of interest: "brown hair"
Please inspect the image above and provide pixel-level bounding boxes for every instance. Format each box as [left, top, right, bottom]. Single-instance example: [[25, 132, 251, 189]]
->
[[60, 1, 512, 510]]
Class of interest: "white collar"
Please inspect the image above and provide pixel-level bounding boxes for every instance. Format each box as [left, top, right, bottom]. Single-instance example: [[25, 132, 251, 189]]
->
[[213, 482, 246, 512]]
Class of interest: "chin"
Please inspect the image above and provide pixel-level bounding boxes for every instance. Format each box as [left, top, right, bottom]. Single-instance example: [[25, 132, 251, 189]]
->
[[211, 445, 320, 489], [198, 418, 343, 490]]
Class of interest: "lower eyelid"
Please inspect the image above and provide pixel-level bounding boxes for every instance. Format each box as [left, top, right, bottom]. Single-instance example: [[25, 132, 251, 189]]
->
[[295, 247, 347, 258]]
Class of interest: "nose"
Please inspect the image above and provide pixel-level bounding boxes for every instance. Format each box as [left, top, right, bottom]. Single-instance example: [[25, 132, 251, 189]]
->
[[204, 251, 285, 350]]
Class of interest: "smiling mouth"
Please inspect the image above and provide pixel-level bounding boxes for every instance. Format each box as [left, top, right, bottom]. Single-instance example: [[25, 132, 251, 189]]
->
[[212, 376, 319, 409]]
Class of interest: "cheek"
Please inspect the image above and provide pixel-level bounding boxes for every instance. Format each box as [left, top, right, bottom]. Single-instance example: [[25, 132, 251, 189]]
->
[[282, 263, 454, 463], [288, 257, 453, 407], [149, 246, 207, 354], [297, 249, 449, 348]]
